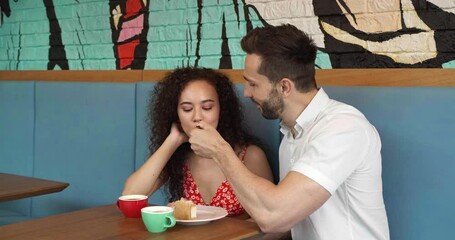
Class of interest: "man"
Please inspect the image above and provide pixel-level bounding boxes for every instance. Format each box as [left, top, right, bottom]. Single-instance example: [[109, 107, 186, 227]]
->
[[189, 24, 389, 240]]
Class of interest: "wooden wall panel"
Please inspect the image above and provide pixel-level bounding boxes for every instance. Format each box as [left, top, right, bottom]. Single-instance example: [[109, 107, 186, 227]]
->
[[1, 69, 454, 86], [315, 69, 455, 87], [0, 70, 142, 82]]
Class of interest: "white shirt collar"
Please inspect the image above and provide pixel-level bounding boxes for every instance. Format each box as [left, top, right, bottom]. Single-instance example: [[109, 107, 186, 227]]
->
[[280, 88, 330, 139]]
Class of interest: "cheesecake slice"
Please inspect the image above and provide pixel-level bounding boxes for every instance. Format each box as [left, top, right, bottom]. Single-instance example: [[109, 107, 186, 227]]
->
[[172, 198, 197, 220]]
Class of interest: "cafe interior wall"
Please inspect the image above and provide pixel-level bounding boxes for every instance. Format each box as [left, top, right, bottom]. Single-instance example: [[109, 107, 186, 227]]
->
[[0, 0, 454, 70]]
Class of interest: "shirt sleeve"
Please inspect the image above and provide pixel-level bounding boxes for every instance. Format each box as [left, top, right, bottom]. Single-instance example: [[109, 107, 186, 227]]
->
[[290, 115, 372, 194]]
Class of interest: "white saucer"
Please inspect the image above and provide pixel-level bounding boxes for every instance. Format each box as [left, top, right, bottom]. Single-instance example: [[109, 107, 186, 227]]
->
[[176, 205, 228, 225]]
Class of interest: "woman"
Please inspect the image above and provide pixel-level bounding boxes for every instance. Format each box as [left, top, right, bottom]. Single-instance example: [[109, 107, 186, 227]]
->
[[122, 67, 273, 217]]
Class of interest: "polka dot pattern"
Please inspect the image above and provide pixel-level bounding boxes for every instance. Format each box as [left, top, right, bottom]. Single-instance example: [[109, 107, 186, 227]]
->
[[182, 147, 247, 216]]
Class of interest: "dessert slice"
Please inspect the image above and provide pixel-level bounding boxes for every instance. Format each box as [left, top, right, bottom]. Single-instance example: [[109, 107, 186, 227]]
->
[[171, 198, 197, 220]]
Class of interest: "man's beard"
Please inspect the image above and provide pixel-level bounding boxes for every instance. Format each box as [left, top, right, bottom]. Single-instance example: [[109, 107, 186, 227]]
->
[[257, 88, 284, 120]]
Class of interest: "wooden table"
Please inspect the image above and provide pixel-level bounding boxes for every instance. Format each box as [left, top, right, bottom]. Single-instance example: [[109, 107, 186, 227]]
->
[[0, 173, 69, 202], [0, 204, 263, 240]]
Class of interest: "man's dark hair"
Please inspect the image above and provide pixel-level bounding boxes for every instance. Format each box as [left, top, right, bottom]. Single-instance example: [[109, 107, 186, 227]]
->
[[241, 24, 318, 92]]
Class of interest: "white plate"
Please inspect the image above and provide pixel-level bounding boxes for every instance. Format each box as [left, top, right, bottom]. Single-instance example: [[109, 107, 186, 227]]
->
[[176, 205, 228, 225]]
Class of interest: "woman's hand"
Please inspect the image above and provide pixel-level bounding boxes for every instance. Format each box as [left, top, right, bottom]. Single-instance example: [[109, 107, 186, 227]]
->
[[122, 123, 188, 196], [168, 123, 189, 146]]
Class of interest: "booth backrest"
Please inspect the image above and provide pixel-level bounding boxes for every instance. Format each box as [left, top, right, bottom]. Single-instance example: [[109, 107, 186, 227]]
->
[[1, 69, 455, 240], [1, 81, 138, 219], [0, 79, 280, 218]]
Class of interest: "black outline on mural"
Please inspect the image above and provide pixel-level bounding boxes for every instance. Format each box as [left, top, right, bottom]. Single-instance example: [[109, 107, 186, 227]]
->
[[183, 21, 193, 67], [414, 0, 455, 66], [219, 13, 231, 69], [192, 0, 271, 69], [75, 12, 86, 69], [0, 0, 11, 17], [233, 0, 240, 28], [242, 1, 270, 32], [217, 0, 270, 68], [132, 2, 150, 70], [43, 0, 69, 70], [194, 0, 203, 67]]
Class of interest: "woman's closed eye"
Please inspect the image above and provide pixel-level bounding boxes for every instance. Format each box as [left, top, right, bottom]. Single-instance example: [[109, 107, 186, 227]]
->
[[202, 105, 213, 111], [180, 106, 212, 112], [180, 100, 215, 112]]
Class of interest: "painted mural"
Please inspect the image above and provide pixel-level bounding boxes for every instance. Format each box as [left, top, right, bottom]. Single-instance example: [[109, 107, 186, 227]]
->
[[109, 0, 149, 69], [0, 0, 454, 70], [312, 0, 455, 67]]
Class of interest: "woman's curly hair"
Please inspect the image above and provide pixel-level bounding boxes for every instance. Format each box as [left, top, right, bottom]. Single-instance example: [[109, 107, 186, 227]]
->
[[148, 67, 257, 202]]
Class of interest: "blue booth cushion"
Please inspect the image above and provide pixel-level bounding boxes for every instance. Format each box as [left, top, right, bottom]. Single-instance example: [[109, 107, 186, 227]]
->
[[0, 81, 35, 218], [31, 81, 137, 217], [135, 82, 167, 205]]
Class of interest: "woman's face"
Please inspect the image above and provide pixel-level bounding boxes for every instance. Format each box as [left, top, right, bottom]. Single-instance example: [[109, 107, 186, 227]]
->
[[177, 80, 220, 135]]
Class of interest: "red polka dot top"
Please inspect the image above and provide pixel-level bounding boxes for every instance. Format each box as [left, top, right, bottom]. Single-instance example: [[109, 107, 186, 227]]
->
[[182, 146, 247, 216]]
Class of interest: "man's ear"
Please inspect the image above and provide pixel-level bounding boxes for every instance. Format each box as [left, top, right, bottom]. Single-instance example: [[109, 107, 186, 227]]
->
[[279, 78, 293, 97]]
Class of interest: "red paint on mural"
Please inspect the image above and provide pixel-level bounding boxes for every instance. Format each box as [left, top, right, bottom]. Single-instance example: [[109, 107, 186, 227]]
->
[[125, 0, 143, 18], [111, 0, 149, 69], [118, 39, 140, 69]]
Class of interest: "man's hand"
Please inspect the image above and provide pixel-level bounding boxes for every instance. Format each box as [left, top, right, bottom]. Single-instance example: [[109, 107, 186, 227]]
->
[[188, 121, 230, 161]]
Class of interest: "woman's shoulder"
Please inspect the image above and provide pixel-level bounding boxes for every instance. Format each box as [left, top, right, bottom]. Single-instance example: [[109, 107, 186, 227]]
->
[[242, 144, 267, 163], [242, 144, 273, 181]]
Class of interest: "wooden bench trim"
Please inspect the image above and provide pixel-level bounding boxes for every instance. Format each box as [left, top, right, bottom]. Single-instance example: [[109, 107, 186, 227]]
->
[[0, 70, 143, 82], [1, 69, 454, 86], [315, 69, 455, 87]]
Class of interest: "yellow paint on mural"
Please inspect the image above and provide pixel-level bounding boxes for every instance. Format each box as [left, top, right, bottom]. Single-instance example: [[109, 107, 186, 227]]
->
[[321, 21, 437, 64]]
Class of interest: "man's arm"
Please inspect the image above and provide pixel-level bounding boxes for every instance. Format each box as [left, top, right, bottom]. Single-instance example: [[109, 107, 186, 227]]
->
[[189, 121, 330, 233]]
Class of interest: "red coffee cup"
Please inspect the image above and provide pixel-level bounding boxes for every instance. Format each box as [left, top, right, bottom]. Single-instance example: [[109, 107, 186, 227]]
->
[[117, 194, 148, 218]]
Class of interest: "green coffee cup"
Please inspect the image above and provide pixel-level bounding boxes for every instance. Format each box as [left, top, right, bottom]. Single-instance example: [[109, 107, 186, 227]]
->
[[141, 206, 176, 233]]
